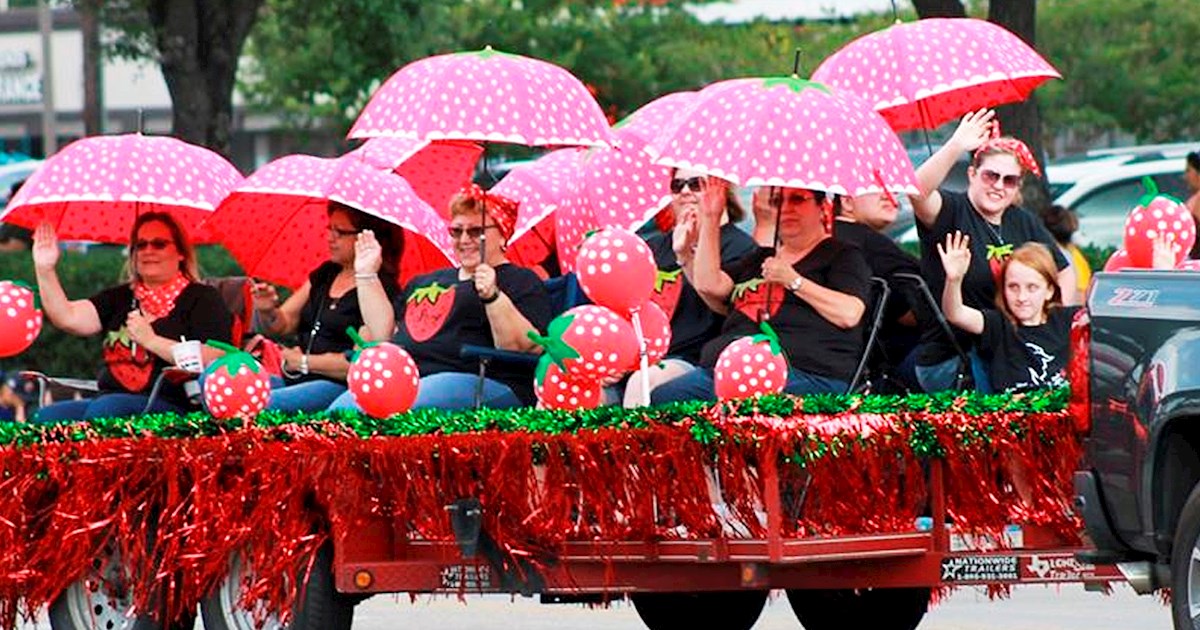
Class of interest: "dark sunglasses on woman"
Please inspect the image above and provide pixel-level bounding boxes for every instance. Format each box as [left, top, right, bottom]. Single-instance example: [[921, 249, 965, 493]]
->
[[670, 176, 704, 194], [978, 168, 1022, 190], [133, 238, 173, 251]]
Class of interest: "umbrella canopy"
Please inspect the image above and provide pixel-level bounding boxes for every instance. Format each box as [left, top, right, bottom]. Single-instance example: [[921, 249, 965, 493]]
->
[[1, 134, 241, 243], [614, 91, 698, 144], [205, 155, 454, 289], [647, 76, 918, 196], [490, 149, 585, 272], [349, 138, 483, 218], [812, 17, 1061, 132], [348, 47, 616, 148]]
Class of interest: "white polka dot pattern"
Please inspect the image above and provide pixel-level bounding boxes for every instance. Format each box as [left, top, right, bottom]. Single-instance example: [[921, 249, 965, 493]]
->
[[349, 48, 615, 149], [351, 138, 484, 219], [206, 154, 455, 289], [1123, 196, 1196, 268], [613, 91, 698, 145], [535, 361, 603, 411], [348, 342, 420, 418], [646, 77, 918, 196], [0, 281, 42, 357], [2, 134, 242, 243], [574, 228, 657, 315], [811, 17, 1061, 132], [555, 304, 639, 381], [203, 363, 271, 420], [571, 129, 673, 256], [713, 336, 788, 401], [626, 301, 672, 370]]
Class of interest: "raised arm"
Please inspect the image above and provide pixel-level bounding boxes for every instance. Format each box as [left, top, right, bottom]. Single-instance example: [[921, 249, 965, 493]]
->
[[253, 278, 309, 337], [353, 230, 395, 342], [32, 223, 101, 336], [937, 231, 985, 335], [474, 264, 540, 352], [689, 178, 736, 309], [912, 109, 995, 228]]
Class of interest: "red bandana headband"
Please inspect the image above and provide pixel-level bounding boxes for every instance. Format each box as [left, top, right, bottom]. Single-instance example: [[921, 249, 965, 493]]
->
[[973, 124, 1041, 176], [460, 183, 519, 242]]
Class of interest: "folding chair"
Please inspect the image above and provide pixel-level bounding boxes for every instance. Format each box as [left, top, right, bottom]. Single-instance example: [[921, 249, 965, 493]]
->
[[891, 272, 974, 391], [845, 277, 891, 394]]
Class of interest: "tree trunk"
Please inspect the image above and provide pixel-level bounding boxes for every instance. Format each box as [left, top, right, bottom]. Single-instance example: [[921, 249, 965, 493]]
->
[[147, 0, 262, 158], [79, 0, 103, 135], [910, 0, 965, 18], [987, 0, 1049, 208]]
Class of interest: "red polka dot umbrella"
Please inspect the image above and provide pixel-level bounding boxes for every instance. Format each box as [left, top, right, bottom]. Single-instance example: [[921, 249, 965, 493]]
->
[[204, 154, 454, 289], [349, 137, 483, 218], [491, 149, 585, 272], [647, 77, 918, 196], [812, 18, 1061, 132], [348, 47, 615, 149], [1, 134, 241, 244]]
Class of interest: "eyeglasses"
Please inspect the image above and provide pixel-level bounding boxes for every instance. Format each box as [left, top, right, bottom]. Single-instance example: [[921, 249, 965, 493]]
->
[[978, 169, 1022, 190], [448, 225, 497, 240], [669, 177, 704, 194], [327, 225, 360, 238], [133, 238, 173, 252]]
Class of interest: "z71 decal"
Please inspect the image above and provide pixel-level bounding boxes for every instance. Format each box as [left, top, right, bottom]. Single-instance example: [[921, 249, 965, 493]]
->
[[1107, 287, 1159, 308]]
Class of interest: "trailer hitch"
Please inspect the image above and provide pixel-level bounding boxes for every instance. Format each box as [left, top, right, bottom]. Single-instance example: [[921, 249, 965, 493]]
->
[[446, 497, 549, 597]]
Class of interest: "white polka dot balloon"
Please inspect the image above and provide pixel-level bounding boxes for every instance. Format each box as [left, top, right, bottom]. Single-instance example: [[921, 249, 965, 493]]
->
[[203, 355, 272, 421], [574, 228, 656, 315], [0, 281, 42, 357], [1123, 195, 1196, 268], [714, 336, 789, 401], [347, 342, 420, 419]]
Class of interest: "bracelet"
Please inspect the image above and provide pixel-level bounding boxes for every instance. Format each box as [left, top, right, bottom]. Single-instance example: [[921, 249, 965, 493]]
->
[[354, 272, 378, 281], [480, 290, 501, 305], [280, 358, 303, 379], [787, 275, 804, 293], [300, 353, 310, 375]]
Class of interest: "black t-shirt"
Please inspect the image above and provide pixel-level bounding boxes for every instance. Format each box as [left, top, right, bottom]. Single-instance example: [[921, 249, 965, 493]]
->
[[291, 262, 398, 385], [833, 220, 926, 360], [699, 240, 871, 382], [393, 263, 551, 405], [916, 190, 1068, 365], [980, 306, 1079, 392], [645, 224, 757, 364], [89, 282, 233, 407]]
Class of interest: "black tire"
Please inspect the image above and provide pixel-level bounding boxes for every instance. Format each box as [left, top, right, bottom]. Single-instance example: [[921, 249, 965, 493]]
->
[[786, 587, 930, 630], [1170, 481, 1200, 629], [48, 548, 195, 630], [630, 590, 768, 630], [201, 543, 354, 630]]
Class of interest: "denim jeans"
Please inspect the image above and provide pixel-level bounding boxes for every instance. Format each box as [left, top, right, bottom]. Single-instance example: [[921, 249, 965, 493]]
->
[[267, 378, 348, 414], [35, 394, 188, 423], [913, 347, 993, 393], [650, 366, 849, 405], [328, 372, 521, 412]]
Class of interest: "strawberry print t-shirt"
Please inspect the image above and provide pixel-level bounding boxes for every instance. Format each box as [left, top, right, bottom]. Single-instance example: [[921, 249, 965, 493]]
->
[[89, 282, 233, 406], [699, 240, 871, 382], [393, 263, 551, 405], [915, 190, 1067, 366]]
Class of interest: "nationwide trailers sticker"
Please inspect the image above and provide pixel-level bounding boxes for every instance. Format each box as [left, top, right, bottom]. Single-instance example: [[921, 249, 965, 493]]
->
[[940, 555, 1020, 582]]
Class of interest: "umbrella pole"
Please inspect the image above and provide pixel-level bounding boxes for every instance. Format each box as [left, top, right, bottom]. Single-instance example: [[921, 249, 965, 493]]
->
[[762, 186, 782, 324], [478, 148, 489, 279], [630, 308, 651, 408]]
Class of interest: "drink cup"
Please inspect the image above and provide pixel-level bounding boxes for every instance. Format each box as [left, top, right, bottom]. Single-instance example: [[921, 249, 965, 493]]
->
[[171, 340, 204, 373]]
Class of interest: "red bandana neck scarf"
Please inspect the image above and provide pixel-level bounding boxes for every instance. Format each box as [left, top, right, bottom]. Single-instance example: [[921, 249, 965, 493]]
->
[[133, 273, 190, 318]]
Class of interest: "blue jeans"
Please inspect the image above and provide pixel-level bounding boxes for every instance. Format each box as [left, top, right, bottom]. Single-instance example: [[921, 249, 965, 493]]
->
[[267, 378, 348, 413], [913, 347, 992, 393], [35, 394, 188, 423], [650, 367, 848, 405], [328, 372, 522, 412]]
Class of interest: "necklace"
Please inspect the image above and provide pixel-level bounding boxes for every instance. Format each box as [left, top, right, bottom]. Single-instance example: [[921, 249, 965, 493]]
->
[[977, 212, 1005, 245]]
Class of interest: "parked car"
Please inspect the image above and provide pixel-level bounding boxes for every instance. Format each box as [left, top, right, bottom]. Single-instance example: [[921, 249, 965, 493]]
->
[[0, 159, 43, 207]]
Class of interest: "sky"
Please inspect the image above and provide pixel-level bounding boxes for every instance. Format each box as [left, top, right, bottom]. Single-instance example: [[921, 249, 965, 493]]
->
[[690, 0, 910, 22]]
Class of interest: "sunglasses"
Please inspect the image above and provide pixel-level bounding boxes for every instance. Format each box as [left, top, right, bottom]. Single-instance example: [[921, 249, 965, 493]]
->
[[447, 225, 497, 240], [978, 169, 1022, 190], [327, 225, 360, 238], [133, 238, 173, 252], [670, 177, 704, 194]]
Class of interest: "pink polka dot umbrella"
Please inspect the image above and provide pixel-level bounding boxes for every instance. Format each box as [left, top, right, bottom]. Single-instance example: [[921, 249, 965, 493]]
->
[[203, 154, 454, 289], [646, 76, 918, 197], [348, 47, 615, 149], [812, 18, 1061, 132], [350, 137, 483, 219], [491, 148, 585, 273], [1, 134, 241, 244]]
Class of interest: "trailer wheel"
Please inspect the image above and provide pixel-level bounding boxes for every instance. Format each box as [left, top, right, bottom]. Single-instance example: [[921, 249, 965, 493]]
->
[[48, 544, 194, 630], [1170, 481, 1200, 628], [201, 542, 355, 630], [786, 587, 930, 630], [630, 590, 768, 630]]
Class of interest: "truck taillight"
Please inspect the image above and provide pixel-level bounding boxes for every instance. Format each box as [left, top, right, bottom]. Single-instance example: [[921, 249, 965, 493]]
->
[[1069, 309, 1091, 434]]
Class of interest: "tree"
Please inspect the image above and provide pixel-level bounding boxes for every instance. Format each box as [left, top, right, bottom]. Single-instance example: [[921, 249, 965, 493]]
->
[[94, 0, 264, 157]]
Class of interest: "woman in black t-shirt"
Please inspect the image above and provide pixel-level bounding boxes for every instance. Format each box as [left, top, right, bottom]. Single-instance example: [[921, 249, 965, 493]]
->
[[650, 181, 869, 404], [909, 109, 1072, 393], [254, 201, 400, 412], [33, 212, 233, 421], [329, 185, 551, 410], [939, 234, 1078, 392]]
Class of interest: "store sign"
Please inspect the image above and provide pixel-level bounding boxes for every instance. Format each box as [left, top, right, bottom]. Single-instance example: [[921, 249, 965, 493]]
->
[[0, 51, 41, 106]]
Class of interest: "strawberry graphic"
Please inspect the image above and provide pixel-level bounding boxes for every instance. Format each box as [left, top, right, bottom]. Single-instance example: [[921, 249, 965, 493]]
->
[[985, 243, 1014, 286], [202, 340, 271, 420], [346, 328, 420, 418], [404, 281, 455, 343], [0, 281, 42, 357], [714, 321, 789, 401], [528, 305, 637, 382], [648, 268, 683, 318], [731, 277, 783, 322], [103, 327, 153, 392], [534, 356, 602, 410]]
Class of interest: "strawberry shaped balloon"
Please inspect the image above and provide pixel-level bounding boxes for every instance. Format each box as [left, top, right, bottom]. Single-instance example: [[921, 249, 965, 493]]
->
[[346, 328, 420, 418], [626, 300, 672, 370], [714, 322, 790, 401], [528, 304, 638, 382], [203, 340, 272, 420], [534, 355, 603, 411], [0, 281, 42, 357], [1123, 179, 1196, 268], [1103, 249, 1133, 272], [574, 228, 656, 316]]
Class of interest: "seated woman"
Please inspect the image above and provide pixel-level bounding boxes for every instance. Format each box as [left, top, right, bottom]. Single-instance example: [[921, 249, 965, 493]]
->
[[621, 168, 756, 407], [330, 185, 551, 410], [33, 213, 233, 421], [651, 180, 870, 404], [253, 201, 400, 412]]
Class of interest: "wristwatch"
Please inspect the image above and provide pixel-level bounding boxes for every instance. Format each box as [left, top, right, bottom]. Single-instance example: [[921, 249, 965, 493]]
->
[[787, 275, 804, 293]]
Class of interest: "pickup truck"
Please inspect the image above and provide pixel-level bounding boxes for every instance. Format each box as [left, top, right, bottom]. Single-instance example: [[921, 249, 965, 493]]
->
[[1076, 269, 1200, 629]]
